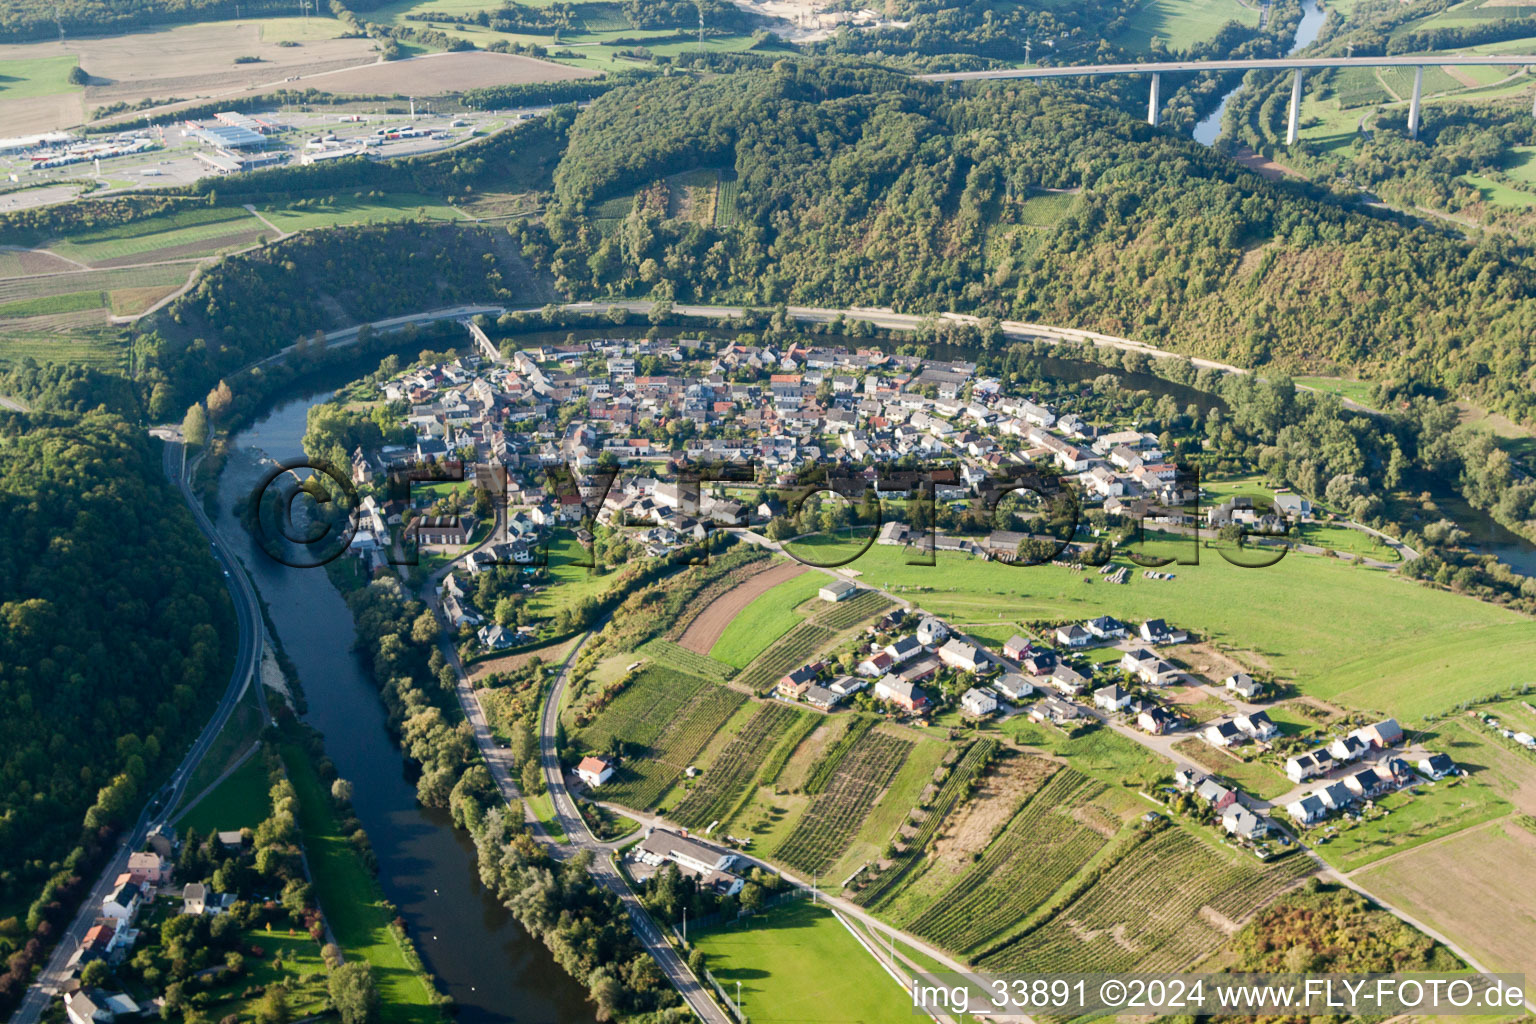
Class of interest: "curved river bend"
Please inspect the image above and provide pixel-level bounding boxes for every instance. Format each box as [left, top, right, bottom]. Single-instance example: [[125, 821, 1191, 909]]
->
[[217, 386, 596, 1024]]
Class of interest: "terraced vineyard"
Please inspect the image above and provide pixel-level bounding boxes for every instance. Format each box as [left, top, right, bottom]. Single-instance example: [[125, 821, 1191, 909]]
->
[[902, 767, 1114, 955], [597, 683, 747, 810], [977, 827, 1315, 974], [813, 590, 893, 632], [638, 638, 735, 682], [853, 739, 997, 910], [773, 729, 915, 876], [737, 622, 834, 693], [670, 702, 809, 830]]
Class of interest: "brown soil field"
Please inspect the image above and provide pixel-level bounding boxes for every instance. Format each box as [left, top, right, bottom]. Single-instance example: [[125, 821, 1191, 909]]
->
[[108, 284, 182, 316], [0, 248, 83, 276], [1355, 817, 1536, 975], [677, 558, 808, 655], [1234, 146, 1302, 181], [467, 636, 578, 683], [89, 229, 263, 268]]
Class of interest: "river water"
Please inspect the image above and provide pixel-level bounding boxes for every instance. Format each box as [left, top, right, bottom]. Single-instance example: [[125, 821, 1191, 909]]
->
[[1192, 0, 1328, 146], [217, 387, 597, 1024]]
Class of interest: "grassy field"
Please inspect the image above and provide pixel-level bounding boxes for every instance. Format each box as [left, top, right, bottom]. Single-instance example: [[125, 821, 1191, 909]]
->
[[1294, 375, 1379, 406], [525, 530, 628, 622], [789, 538, 1536, 723], [1295, 523, 1400, 561], [1015, 191, 1078, 227], [279, 744, 443, 1023], [710, 571, 825, 669], [692, 899, 915, 1024], [998, 718, 1169, 788], [1111, 0, 1258, 51], [176, 754, 272, 835], [0, 290, 103, 318], [0, 55, 81, 100], [1355, 816, 1536, 976], [174, 685, 266, 816], [257, 194, 469, 231]]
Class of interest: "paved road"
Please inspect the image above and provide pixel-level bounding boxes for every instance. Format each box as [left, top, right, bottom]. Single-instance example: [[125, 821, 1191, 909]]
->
[[8, 437, 267, 1024], [538, 636, 735, 1024], [919, 54, 1536, 81]]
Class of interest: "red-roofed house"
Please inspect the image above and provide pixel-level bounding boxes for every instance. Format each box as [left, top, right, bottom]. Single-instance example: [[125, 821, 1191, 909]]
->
[[577, 756, 614, 788]]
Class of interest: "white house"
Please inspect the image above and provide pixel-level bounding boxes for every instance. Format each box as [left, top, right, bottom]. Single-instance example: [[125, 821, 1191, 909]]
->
[[1286, 794, 1326, 825], [993, 672, 1034, 701], [1094, 684, 1133, 713], [101, 880, 140, 923], [961, 688, 998, 717], [1235, 711, 1278, 740], [1055, 624, 1091, 648], [1221, 806, 1268, 841], [1223, 672, 1263, 699], [1203, 720, 1245, 748], [577, 756, 615, 787]]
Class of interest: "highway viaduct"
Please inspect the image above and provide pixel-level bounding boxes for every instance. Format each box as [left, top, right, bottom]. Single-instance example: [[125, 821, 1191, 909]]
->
[[920, 55, 1536, 143]]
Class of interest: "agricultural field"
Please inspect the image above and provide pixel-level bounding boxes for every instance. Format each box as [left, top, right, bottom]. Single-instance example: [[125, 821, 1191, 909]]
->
[[853, 739, 998, 910], [710, 570, 824, 668], [670, 702, 810, 830], [691, 900, 915, 1024], [576, 666, 747, 809], [1110, 0, 1259, 52], [898, 768, 1120, 955], [977, 826, 1314, 973], [676, 556, 801, 656], [811, 589, 893, 632], [736, 621, 836, 693], [772, 727, 916, 877], [1355, 816, 1536, 977], [0, 19, 378, 136], [786, 538, 1536, 723], [636, 638, 735, 681], [46, 207, 267, 266]]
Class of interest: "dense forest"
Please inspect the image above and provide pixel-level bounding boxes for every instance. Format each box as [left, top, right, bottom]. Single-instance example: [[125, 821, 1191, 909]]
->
[[530, 63, 1536, 424], [0, 410, 234, 949]]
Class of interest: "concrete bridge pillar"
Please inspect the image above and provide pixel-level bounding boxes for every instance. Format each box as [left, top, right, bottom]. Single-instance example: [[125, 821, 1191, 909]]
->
[[1147, 72, 1161, 127], [1408, 65, 1424, 138], [1286, 68, 1304, 145]]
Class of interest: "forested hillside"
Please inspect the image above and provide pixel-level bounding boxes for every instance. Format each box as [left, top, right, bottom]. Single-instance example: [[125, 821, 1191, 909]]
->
[[540, 64, 1536, 423], [0, 409, 234, 940]]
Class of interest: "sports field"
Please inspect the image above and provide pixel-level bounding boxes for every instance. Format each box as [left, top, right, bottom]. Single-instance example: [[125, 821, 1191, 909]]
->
[[794, 539, 1535, 722], [710, 570, 825, 668], [692, 900, 914, 1024]]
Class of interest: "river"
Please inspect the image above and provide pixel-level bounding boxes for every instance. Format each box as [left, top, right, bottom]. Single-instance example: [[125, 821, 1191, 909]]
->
[[1192, 0, 1328, 146], [216, 387, 597, 1024]]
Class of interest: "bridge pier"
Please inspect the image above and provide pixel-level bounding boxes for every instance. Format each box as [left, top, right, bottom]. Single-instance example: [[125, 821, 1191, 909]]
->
[[1286, 68, 1304, 145], [1147, 72, 1161, 126], [1408, 65, 1424, 138]]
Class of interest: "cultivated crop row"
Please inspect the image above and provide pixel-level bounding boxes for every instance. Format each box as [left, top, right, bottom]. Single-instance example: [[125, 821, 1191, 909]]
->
[[669, 702, 808, 830], [737, 622, 834, 693], [576, 666, 709, 751], [638, 638, 736, 682], [598, 684, 747, 810], [977, 828, 1315, 975], [773, 730, 915, 877], [814, 591, 893, 632], [903, 768, 1110, 955], [757, 712, 822, 786], [803, 716, 876, 795], [854, 739, 997, 910]]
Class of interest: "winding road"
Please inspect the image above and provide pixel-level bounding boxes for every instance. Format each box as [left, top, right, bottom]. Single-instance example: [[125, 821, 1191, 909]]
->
[[9, 434, 268, 1024]]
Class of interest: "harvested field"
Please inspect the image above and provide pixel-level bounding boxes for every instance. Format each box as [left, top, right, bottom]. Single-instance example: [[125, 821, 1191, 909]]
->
[[1356, 817, 1536, 976], [90, 229, 265, 267], [0, 20, 379, 134], [0, 248, 82, 276], [679, 558, 807, 655], [1234, 146, 1302, 181], [278, 50, 597, 97], [929, 752, 1057, 869], [0, 263, 194, 304]]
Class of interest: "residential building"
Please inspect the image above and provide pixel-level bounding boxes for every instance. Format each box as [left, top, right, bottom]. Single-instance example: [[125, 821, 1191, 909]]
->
[[577, 756, 614, 787], [1223, 672, 1263, 699], [960, 688, 997, 717], [1094, 684, 1132, 713], [874, 675, 927, 713]]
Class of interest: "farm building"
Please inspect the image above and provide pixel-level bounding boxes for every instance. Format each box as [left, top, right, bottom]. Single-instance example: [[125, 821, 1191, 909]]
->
[[818, 579, 857, 602]]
